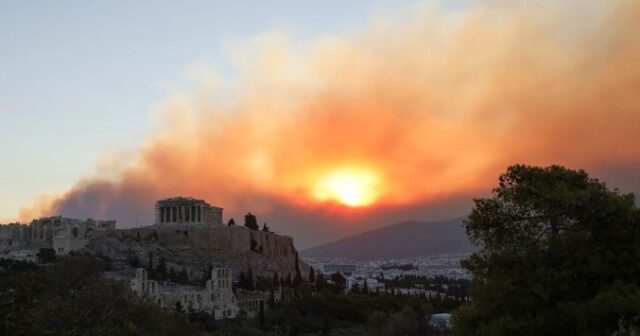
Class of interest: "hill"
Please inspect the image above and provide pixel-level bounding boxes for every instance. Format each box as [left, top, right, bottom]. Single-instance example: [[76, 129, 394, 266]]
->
[[301, 218, 476, 259]]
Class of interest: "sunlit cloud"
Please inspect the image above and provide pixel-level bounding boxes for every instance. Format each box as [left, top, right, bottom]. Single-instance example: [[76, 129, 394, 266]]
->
[[17, 0, 640, 246]]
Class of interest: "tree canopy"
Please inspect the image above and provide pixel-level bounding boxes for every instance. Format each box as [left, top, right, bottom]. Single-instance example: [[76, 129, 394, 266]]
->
[[244, 213, 259, 230], [454, 164, 640, 336]]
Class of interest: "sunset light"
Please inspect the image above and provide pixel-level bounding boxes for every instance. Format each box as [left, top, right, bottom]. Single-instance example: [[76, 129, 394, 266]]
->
[[313, 168, 382, 207]]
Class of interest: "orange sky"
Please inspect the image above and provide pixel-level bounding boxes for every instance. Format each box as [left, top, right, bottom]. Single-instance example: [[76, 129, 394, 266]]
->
[[18, 0, 640, 247]]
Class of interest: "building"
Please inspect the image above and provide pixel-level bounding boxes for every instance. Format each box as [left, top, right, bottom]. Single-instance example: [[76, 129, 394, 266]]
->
[[1, 217, 115, 257], [155, 197, 223, 226], [429, 313, 453, 330], [30, 216, 115, 242], [345, 276, 386, 293], [183, 267, 239, 319], [29, 216, 116, 255], [322, 264, 357, 275], [130, 266, 267, 319], [5, 249, 37, 262], [130, 268, 162, 305], [52, 229, 89, 255], [0, 223, 31, 250]]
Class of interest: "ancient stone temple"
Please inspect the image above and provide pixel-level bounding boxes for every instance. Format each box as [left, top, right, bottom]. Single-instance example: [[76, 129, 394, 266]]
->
[[154, 197, 223, 226]]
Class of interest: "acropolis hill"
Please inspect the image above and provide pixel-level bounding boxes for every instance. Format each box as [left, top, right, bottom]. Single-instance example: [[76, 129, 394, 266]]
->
[[1, 196, 310, 283]]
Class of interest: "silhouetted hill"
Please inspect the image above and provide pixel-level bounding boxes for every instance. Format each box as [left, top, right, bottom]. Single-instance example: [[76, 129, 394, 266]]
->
[[301, 218, 476, 259]]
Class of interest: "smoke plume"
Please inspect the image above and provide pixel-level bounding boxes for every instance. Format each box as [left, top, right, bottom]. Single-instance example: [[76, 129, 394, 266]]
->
[[19, 0, 640, 247]]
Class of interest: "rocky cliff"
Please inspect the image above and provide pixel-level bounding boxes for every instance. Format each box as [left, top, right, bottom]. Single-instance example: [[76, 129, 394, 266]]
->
[[85, 223, 309, 282]]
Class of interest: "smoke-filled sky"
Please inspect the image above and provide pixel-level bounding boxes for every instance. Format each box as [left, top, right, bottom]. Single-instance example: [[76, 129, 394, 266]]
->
[[2, 0, 640, 248]]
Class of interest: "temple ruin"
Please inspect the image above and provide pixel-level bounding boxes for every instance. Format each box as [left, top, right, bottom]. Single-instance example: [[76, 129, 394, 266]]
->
[[155, 197, 223, 226]]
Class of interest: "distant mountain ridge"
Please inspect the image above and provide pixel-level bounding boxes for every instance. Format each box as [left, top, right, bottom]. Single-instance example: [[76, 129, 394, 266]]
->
[[301, 218, 476, 259]]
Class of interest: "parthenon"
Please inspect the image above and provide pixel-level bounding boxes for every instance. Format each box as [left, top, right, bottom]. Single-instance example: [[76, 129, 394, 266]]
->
[[155, 197, 223, 226]]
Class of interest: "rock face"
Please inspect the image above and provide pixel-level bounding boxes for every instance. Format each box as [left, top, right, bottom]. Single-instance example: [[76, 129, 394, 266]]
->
[[85, 223, 309, 282]]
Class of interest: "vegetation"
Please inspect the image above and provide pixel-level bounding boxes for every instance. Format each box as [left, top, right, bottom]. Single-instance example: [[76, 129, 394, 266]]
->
[[244, 213, 259, 231], [0, 254, 197, 336], [0, 255, 458, 336], [454, 164, 640, 335], [36, 247, 56, 264], [185, 286, 458, 335]]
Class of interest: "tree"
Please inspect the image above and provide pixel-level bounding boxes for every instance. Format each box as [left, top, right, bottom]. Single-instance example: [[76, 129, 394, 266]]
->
[[36, 248, 56, 264], [228, 218, 235, 226], [1, 254, 196, 335], [293, 269, 303, 287], [454, 165, 640, 336], [286, 273, 293, 287], [155, 257, 167, 279], [262, 222, 269, 232], [128, 255, 140, 268], [316, 271, 327, 290], [244, 212, 259, 230], [272, 272, 280, 288], [247, 267, 255, 290], [309, 267, 316, 283], [179, 269, 189, 283], [331, 273, 346, 291], [239, 272, 247, 289], [168, 267, 178, 282]]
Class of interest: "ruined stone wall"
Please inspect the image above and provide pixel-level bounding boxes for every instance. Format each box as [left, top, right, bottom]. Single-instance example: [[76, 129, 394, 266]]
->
[[86, 223, 308, 282]]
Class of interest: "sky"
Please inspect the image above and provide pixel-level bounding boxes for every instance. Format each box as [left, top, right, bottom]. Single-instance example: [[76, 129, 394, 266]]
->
[[2, 0, 640, 248], [0, 0, 425, 221]]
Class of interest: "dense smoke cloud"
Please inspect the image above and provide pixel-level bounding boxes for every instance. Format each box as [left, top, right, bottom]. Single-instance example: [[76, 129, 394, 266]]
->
[[19, 0, 640, 247]]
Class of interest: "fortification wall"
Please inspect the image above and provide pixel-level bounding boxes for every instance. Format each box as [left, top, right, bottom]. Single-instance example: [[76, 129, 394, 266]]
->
[[87, 223, 308, 282]]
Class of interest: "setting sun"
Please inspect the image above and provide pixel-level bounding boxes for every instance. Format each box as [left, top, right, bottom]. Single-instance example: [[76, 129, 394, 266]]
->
[[313, 168, 382, 207]]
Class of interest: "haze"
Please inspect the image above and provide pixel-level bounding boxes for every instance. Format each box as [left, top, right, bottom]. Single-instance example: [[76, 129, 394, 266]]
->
[[2, 0, 639, 248]]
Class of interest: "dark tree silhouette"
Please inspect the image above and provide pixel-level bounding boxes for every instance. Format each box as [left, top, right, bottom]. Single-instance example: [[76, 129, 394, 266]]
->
[[244, 213, 259, 230], [454, 165, 640, 336], [36, 248, 56, 264]]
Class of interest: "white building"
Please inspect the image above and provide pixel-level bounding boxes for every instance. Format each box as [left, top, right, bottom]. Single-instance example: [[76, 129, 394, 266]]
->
[[130, 268, 162, 305], [52, 228, 89, 255], [429, 313, 452, 330], [322, 264, 356, 275], [130, 267, 266, 319], [5, 249, 37, 262]]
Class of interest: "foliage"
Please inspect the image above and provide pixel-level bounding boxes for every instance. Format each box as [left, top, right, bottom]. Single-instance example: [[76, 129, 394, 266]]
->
[[0, 254, 197, 336], [36, 247, 56, 264], [454, 165, 640, 336], [244, 213, 259, 230]]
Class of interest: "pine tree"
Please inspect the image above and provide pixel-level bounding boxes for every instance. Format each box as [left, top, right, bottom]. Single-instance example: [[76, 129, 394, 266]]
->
[[293, 269, 303, 287], [247, 267, 255, 290], [244, 212, 259, 230], [155, 257, 167, 279], [168, 267, 177, 282], [179, 269, 189, 283], [228, 218, 235, 226], [268, 290, 275, 308], [309, 267, 316, 283], [286, 273, 292, 287], [239, 272, 247, 289]]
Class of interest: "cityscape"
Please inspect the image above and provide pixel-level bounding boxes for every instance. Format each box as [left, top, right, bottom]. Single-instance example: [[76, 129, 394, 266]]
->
[[2, 1, 640, 335]]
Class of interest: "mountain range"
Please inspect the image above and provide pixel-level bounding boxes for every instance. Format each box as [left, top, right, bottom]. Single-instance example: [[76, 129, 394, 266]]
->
[[301, 217, 476, 259]]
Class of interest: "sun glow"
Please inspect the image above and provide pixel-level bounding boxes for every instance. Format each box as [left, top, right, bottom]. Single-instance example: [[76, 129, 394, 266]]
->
[[313, 168, 382, 207]]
